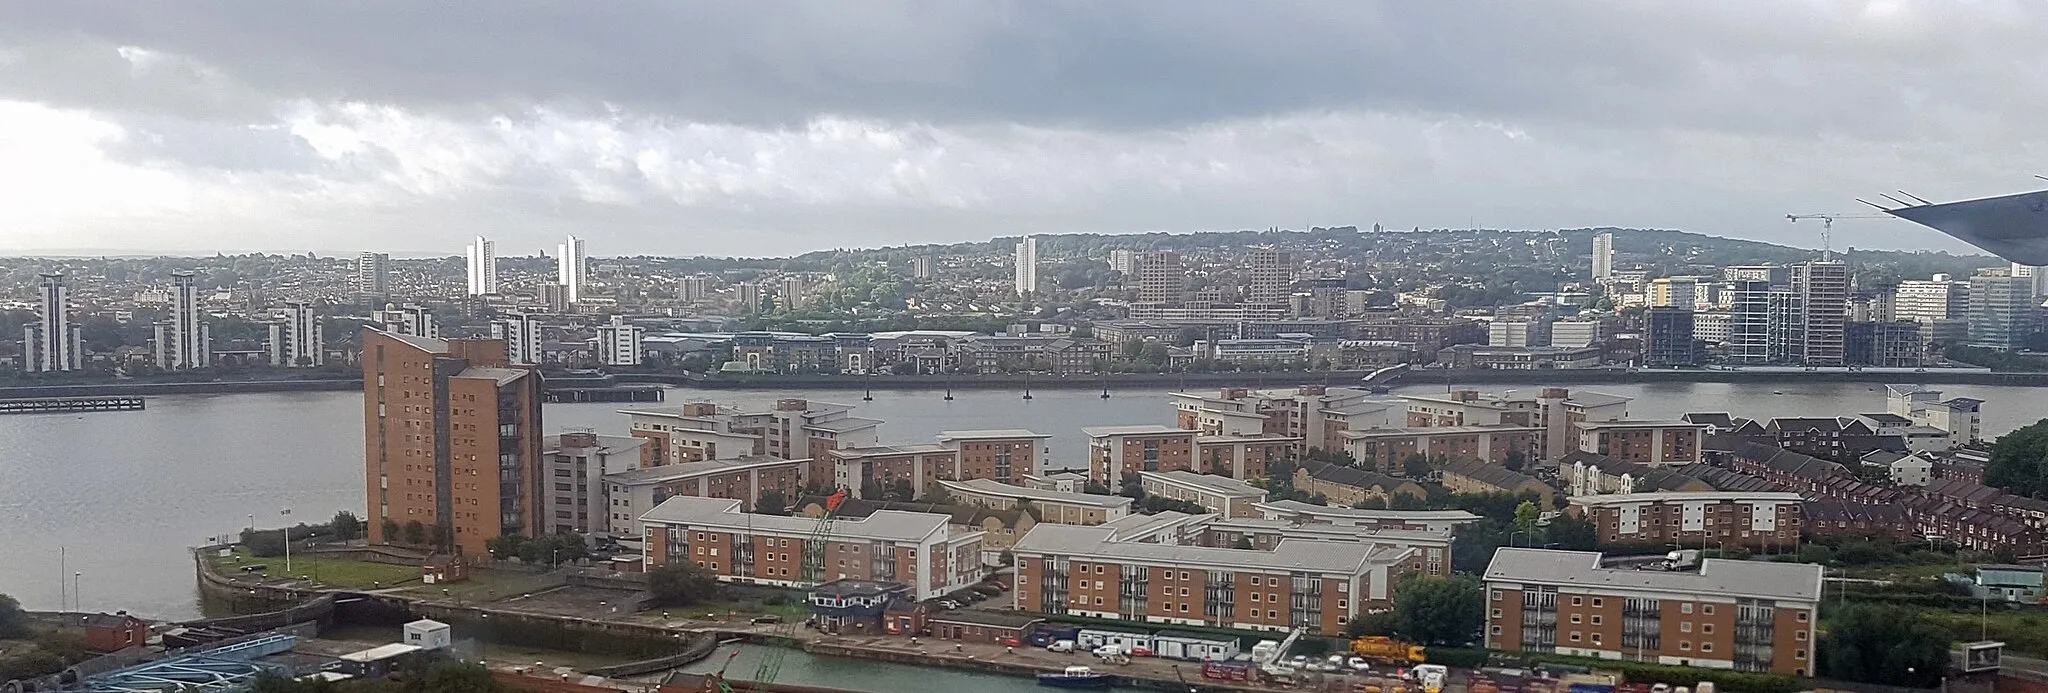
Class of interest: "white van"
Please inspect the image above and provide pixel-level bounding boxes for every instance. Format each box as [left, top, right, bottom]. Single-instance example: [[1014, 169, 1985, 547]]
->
[[1048, 640, 1076, 653]]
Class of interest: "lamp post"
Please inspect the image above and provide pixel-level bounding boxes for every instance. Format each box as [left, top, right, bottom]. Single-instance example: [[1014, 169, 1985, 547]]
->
[[73, 572, 82, 613], [281, 508, 294, 574]]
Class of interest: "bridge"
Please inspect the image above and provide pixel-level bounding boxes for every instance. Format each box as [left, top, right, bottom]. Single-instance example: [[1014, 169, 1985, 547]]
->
[[1359, 364, 1411, 392], [0, 396, 145, 415]]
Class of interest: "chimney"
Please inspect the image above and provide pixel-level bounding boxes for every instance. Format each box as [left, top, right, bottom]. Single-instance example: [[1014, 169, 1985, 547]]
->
[[776, 398, 810, 412], [681, 402, 718, 416], [561, 430, 598, 448]]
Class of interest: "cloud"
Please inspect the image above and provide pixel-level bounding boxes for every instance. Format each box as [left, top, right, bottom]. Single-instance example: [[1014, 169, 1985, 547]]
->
[[0, 2, 2045, 255]]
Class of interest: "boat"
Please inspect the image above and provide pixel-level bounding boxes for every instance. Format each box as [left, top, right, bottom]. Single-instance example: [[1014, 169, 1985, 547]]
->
[[1038, 665, 1117, 689]]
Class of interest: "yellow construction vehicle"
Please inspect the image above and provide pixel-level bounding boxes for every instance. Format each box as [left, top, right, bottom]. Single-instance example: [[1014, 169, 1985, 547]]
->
[[1349, 636, 1426, 664]]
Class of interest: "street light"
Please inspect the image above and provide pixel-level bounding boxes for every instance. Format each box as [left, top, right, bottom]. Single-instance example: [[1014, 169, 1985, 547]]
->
[[73, 572, 81, 613], [281, 508, 294, 574]]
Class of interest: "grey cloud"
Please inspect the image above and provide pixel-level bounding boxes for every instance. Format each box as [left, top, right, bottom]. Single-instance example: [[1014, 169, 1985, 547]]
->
[[5, 1, 2045, 137]]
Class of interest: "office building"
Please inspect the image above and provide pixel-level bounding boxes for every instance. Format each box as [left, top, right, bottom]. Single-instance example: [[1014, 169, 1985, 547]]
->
[[910, 256, 934, 280], [640, 495, 984, 601], [356, 252, 390, 298], [597, 315, 644, 366], [1723, 265, 1789, 286], [155, 271, 211, 370], [1724, 280, 1776, 364], [1648, 277, 1699, 310], [267, 301, 324, 367], [1134, 251, 1185, 303], [1794, 261, 1848, 366], [1969, 270, 2042, 351], [1483, 548, 1822, 675], [1845, 321, 1923, 368], [466, 236, 497, 295], [1247, 249, 1294, 304], [362, 330, 543, 556], [2012, 263, 2048, 297], [1642, 307, 1701, 367], [23, 272, 82, 372], [489, 312, 540, 366], [1011, 512, 1430, 635], [557, 235, 586, 303], [1765, 288, 1803, 364], [1489, 318, 1553, 348], [1890, 274, 1971, 345], [1550, 319, 1609, 349], [1592, 233, 1614, 282], [1013, 236, 1039, 297]]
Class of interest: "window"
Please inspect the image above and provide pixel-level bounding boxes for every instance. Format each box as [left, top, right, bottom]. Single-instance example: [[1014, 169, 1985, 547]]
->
[[1592, 634, 1602, 645], [1795, 649, 1807, 660], [1491, 609, 1502, 618], [1700, 643, 1712, 653], [1338, 599, 1348, 609], [1795, 611, 1809, 623], [1703, 605, 1715, 615], [1679, 641, 1691, 652], [1570, 615, 1582, 624], [1095, 597, 1104, 605], [1570, 632, 1581, 642], [1491, 589, 1502, 601], [1592, 598, 1604, 607], [1251, 593, 1261, 602], [1702, 624, 1713, 634], [1252, 577, 1262, 586], [1591, 616, 1602, 626], [1681, 603, 1693, 614], [1571, 596, 1583, 606], [1181, 571, 1190, 580], [1077, 580, 1088, 589], [1679, 622, 1691, 633], [1179, 588, 1189, 597], [1796, 631, 1808, 642], [1490, 626, 1502, 636]]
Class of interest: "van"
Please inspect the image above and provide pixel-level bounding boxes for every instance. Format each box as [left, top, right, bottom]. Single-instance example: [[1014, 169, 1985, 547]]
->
[[1048, 640, 1076, 653]]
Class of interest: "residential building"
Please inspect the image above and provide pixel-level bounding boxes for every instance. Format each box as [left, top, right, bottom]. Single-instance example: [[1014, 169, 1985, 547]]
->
[[1558, 451, 1716, 497], [1195, 435, 1298, 480], [910, 257, 934, 280], [1483, 548, 1822, 675], [362, 330, 543, 556], [155, 271, 211, 370], [1109, 249, 1137, 275], [1575, 421, 1707, 466], [1011, 519, 1425, 635], [1435, 458, 1555, 508], [1489, 319, 1554, 348], [557, 235, 586, 303], [1891, 274, 1971, 344], [936, 429, 1050, 485], [1845, 321, 1924, 368], [825, 443, 956, 497], [376, 303, 437, 338], [1649, 277, 1699, 310], [1550, 319, 1609, 349], [603, 455, 808, 543], [1968, 270, 2041, 351], [1022, 471, 1090, 494], [1436, 344, 1602, 370], [1293, 461, 1429, 507], [624, 399, 882, 470], [1247, 249, 1294, 304], [23, 272, 82, 372], [1014, 236, 1039, 297], [491, 312, 540, 366], [1170, 385, 1389, 455], [466, 236, 497, 296], [1140, 471, 1268, 518], [1133, 251, 1185, 303], [1351, 316, 1486, 353], [1888, 451, 1935, 487], [543, 432, 646, 537], [1724, 280, 1770, 364], [1195, 516, 1455, 577], [1794, 260, 1848, 366], [1592, 232, 1614, 282], [1340, 425, 1541, 470], [1256, 499, 1481, 534], [640, 496, 984, 601], [1887, 384, 1983, 443], [797, 496, 1037, 567], [356, 252, 390, 299], [1567, 492, 1803, 550], [1085, 425, 1198, 487], [267, 301, 325, 367], [1642, 308, 1702, 367], [938, 478, 1133, 525], [598, 315, 644, 366], [1404, 388, 1631, 460]]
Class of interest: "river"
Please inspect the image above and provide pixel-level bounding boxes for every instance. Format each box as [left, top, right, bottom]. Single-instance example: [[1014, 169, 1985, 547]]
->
[[0, 381, 2040, 620], [666, 643, 1048, 693]]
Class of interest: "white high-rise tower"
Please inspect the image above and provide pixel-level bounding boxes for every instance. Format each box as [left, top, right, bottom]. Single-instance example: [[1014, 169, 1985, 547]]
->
[[268, 301, 326, 367], [24, 273, 82, 372], [466, 236, 498, 295], [1013, 236, 1039, 297], [155, 271, 212, 370], [1592, 232, 1614, 282], [557, 235, 586, 303]]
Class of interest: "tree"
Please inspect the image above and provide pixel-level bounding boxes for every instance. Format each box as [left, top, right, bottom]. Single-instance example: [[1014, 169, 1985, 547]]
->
[[1395, 576, 1485, 647], [1344, 610, 1400, 639], [1083, 481, 1114, 495], [1401, 454, 1431, 479], [914, 484, 953, 506], [1118, 479, 1146, 499], [1503, 448, 1527, 472], [1820, 604, 1949, 688], [486, 535, 528, 561], [756, 489, 790, 516], [1513, 501, 1540, 536], [0, 593, 27, 639], [648, 562, 720, 607], [1544, 514, 1599, 551], [1232, 537, 1255, 550], [331, 511, 363, 542], [403, 658, 507, 693], [380, 518, 400, 544], [402, 520, 427, 545], [1986, 420, 2048, 497]]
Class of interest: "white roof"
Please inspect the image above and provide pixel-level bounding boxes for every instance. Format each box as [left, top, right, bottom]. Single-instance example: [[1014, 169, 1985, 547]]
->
[[1081, 424, 1189, 437], [640, 496, 956, 543], [1013, 523, 1400, 574], [939, 479, 1133, 509], [1142, 470, 1266, 497], [604, 456, 807, 485], [340, 644, 423, 662], [937, 429, 1050, 441], [1484, 548, 1824, 603], [1257, 499, 1481, 524]]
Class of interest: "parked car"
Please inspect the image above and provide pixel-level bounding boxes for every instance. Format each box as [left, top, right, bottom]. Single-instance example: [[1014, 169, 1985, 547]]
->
[[751, 615, 783, 625], [1048, 640, 1076, 653]]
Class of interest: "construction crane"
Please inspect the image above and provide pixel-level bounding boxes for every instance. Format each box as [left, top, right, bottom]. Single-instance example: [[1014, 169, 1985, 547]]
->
[[1786, 213, 1895, 261], [723, 489, 848, 693]]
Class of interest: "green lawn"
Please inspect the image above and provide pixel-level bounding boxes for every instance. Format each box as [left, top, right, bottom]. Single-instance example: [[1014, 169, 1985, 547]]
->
[[211, 548, 421, 589]]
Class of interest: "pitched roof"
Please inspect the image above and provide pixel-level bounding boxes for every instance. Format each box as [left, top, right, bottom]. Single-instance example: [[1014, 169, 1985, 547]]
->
[[641, 496, 954, 543], [794, 495, 1027, 528], [1301, 460, 1418, 493], [1682, 413, 1735, 428], [1013, 523, 1397, 573], [1436, 457, 1552, 493], [1668, 464, 1782, 493], [1732, 441, 1846, 479]]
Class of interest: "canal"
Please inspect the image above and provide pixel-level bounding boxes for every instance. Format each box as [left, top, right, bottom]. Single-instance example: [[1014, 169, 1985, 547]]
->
[[665, 643, 1049, 693]]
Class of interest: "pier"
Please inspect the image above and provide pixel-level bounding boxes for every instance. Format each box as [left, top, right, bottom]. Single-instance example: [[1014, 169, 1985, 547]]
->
[[0, 395, 146, 415], [545, 385, 666, 403]]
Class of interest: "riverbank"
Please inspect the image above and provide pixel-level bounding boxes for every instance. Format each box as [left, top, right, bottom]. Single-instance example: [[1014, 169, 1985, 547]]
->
[[7, 366, 2046, 399]]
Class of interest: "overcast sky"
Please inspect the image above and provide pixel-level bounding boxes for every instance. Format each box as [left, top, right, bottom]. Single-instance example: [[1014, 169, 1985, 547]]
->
[[2, 1, 2043, 258]]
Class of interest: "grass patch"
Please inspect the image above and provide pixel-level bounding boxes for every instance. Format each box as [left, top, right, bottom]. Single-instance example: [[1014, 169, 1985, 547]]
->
[[210, 547, 420, 589]]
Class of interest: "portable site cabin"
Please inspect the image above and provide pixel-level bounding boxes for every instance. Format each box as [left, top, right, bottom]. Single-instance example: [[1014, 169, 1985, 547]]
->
[[403, 620, 452, 650], [1075, 628, 1154, 652], [1152, 630, 1241, 661]]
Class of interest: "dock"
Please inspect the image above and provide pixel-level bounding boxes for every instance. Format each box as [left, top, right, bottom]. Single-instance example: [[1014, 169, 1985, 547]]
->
[[545, 385, 666, 404], [0, 395, 146, 415]]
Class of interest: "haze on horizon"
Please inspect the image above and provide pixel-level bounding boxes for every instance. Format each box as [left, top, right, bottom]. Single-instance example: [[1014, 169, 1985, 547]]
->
[[2, 1, 2044, 258]]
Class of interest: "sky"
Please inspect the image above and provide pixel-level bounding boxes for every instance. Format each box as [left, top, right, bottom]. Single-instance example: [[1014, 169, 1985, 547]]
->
[[2, 1, 2045, 258]]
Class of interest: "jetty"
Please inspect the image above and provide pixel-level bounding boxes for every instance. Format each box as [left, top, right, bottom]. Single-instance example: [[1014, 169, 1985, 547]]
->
[[0, 395, 145, 415]]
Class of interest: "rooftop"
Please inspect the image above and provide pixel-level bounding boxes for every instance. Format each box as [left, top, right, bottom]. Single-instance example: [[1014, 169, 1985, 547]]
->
[[544, 433, 646, 456], [641, 496, 962, 544], [1575, 419, 1703, 430], [1082, 424, 1190, 437], [1143, 470, 1266, 496], [827, 443, 949, 459], [1342, 425, 1539, 438], [455, 367, 530, 385], [1484, 547, 1824, 603], [803, 416, 883, 433], [936, 429, 1051, 441], [1568, 491, 1804, 507], [1013, 523, 1402, 573], [1256, 499, 1482, 524], [938, 479, 1134, 509]]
